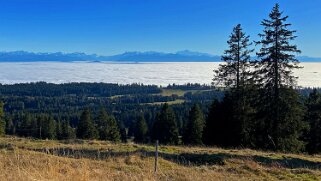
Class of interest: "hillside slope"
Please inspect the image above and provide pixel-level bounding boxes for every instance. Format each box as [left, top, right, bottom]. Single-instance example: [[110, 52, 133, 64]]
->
[[0, 137, 321, 180]]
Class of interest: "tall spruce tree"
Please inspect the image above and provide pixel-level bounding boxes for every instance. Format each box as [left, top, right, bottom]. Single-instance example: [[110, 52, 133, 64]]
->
[[183, 104, 205, 145], [134, 114, 148, 143], [255, 3, 301, 90], [152, 104, 179, 145], [213, 24, 253, 89], [211, 24, 255, 147], [254, 4, 306, 152], [77, 108, 98, 139]]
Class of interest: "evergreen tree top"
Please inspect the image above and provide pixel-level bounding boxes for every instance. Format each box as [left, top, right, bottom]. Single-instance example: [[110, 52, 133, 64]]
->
[[214, 23, 253, 89], [255, 3, 301, 88]]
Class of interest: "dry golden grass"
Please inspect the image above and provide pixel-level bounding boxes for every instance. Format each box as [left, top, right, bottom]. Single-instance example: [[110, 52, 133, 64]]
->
[[0, 137, 321, 181]]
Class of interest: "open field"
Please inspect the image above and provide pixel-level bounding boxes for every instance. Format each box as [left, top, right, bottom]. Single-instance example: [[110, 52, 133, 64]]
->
[[157, 88, 213, 97], [108, 88, 214, 105], [158, 89, 187, 97], [142, 99, 186, 105], [0, 137, 321, 180]]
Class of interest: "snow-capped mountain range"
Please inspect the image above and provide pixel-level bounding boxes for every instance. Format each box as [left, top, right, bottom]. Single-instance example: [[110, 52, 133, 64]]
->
[[0, 50, 319, 62]]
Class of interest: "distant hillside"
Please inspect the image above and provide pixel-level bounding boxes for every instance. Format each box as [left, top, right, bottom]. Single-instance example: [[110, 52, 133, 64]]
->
[[0, 50, 319, 62]]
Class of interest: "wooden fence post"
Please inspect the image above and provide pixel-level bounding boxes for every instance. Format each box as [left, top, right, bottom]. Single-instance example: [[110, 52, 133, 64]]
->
[[154, 140, 159, 174]]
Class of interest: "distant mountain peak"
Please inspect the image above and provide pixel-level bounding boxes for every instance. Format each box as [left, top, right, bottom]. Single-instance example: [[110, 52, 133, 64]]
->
[[175, 50, 213, 57], [0, 50, 319, 62]]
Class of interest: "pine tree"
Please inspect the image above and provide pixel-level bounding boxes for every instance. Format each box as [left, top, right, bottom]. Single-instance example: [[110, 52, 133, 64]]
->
[[30, 116, 39, 138], [120, 127, 127, 143], [61, 120, 76, 139], [106, 116, 121, 142], [152, 104, 179, 145], [45, 116, 56, 139], [56, 119, 63, 140], [36, 115, 46, 139], [118, 120, 128, 143], [37, 114, 54, 139], [254, 4, 306, 151], [213, 24, 253, 89], [96, 108, 120, 142], [97, 108, 109, 140], [212, 24, 255, 147], [134, 114, 148, 143], [77, 108, 98, 139], [183, 104, 205, 145], [19, 113, 33, 137], [0, 102, 5, 136], [255, 3, 301, 90], [305, 89, 321, 153], [61, 120, 69, 139]]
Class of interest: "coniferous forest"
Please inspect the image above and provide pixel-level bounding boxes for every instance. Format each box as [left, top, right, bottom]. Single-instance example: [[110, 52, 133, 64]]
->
[[1, 4, 321, 154]]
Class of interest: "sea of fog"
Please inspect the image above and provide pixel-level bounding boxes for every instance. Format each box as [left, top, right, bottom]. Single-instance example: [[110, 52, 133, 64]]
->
[[0, 62, 320, 87]]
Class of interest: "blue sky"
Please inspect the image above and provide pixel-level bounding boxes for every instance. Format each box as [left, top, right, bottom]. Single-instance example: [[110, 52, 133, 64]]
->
[[0, 0, 320, 57]]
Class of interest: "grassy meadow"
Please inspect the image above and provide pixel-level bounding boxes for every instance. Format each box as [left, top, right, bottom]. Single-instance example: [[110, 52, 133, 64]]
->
[[0, 137, 321, 180]]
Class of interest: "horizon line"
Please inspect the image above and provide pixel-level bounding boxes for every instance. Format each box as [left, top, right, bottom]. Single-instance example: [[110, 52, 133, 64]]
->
[[0, 50, 319, 59]]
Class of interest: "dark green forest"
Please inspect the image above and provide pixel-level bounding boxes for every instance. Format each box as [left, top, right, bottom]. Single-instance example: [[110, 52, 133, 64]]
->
[[1, 4, 321, 154], [0, 82, 222, 142], [0, 81, 320, 153]]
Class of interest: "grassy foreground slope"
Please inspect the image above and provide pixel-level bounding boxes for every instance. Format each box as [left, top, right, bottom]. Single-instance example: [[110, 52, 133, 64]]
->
[[0, 137, 321, 180]]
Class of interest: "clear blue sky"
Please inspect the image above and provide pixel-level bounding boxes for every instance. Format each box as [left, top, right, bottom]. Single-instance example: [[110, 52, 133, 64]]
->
[[0, 0, 320, 57]]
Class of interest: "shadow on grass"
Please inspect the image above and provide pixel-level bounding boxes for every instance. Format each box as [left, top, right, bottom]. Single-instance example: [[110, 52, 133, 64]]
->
[[35, 147, 321, 169], [27, 147, 226, 166], [1, 143, 321, 169], [251, 155, 321, 170]]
